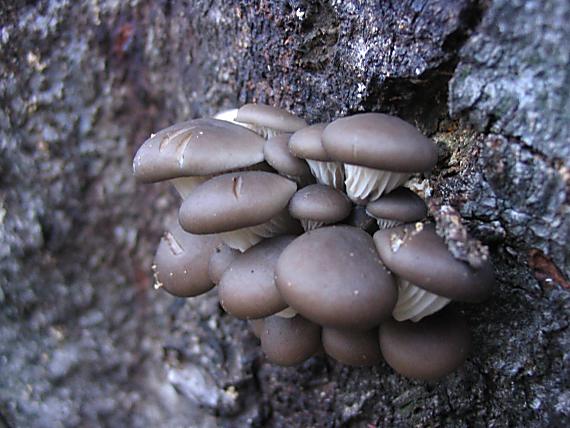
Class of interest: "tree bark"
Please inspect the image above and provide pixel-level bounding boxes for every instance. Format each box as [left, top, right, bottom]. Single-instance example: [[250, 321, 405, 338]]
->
[[0, 0, 568, 427]]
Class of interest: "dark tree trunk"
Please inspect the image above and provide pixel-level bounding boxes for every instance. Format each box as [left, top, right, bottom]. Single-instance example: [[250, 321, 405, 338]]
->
[[0, 1, 568, 427]]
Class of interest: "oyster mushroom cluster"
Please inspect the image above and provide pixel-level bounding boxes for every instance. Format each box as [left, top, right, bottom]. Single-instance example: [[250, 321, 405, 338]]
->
[[134, 104, 495, 380]]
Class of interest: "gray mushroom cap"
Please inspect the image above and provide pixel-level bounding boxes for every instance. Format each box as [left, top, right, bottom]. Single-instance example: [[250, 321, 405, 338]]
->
[[260, 314, 321, 366], [133, 118, 265, 183], [321, 113, 438, 172], [218, 236, 295, 319], [263, 134, 312, 179], [153, 220, 221, 298], [288, 184, 352, 224], [208, 244, 239, 285], [373, 223, 495, 302], [366, 187, 427, 222], [276, 226, 397, 329], [179, 171, 297, 234], [236, 103, 307, 133], [288, 123, 332, 161], [322, 327, 382, 367], [378, 307, 470, 380]]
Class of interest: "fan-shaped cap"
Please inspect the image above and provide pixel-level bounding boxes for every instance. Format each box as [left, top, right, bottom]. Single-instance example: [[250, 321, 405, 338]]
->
[[379, 307, 470, 380], [288, 124, 332, 161], [133, 118, 265, 183], [153, 220, 221, 297], [373, 223, 495, 302], [322, 327, 382, 366], [236, 104, 306, 133], [321, 113, 437, 172], [208, 244, 239, 285], [263, 134, 312, 179], [366, 187, 427, 222], [179, 171, 297, 234], [276, 226, 397, 329], [260, 314, 321, 366], [289, 184, 352, 224], [218, 236, 295, 319]]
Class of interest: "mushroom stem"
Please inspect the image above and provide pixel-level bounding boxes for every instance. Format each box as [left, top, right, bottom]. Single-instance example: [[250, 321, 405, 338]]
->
[[275, 307, 298, 318], [219, 209, 297, 252], [300, 219, 325, 231], [306, 160, 345, 190], [171, 176, 210, 199], [344, 164, 409, 204], [393, 278, 451, 322]]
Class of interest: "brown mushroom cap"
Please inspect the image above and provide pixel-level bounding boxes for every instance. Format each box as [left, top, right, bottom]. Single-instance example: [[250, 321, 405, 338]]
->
[[373, 223, 495, 302], [236, 103, 307, 133], [133, 118, 265, 183], [218, 236, 295, 319], [378, 307, 471, 380], [153, 220, 221, 298], [322, 327, 382, 366], [260, 315, 321, 366], [263, 134, 312, 179], [288, 123, 332, 161], [179, 171, 297, 234], [276, 226, 397, 329], [366, 187, 427, 222], [321, 113, 438, 172], [208, 244, 239, 285], [289, 184, 352, 224]]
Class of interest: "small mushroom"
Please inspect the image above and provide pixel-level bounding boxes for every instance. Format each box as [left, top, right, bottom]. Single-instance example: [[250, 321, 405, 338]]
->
[[133, 118, 266, 198], [263, 134, 313, 185], [373, 223, 495, 322], [322, 327, 382, 366], [152, 220, 221, 297], [321, 113, 438, 204], [235, 103, 307, 139], [218, 236, 295, 319], [366, 187, 427, 229], [179, 171, 302, 252], [276, 226, 397, 329], [260, 314, 321, 366], [288, 124, 345, 190], [208, 243, 239, 285], [378, 307, 471, 380], [288, 184, 352, 231]]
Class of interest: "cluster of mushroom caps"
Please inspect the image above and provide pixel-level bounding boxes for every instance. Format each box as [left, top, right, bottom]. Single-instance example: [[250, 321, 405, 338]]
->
[[133, 104, 495, 381]]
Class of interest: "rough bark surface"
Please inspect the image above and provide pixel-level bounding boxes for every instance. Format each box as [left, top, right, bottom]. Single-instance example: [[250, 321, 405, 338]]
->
[[0, 1, 568, 427]]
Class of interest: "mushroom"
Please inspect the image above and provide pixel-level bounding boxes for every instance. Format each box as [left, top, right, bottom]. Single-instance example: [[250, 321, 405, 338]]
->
[[366, 187, 427, 229], [344, 205, 379, 235], [235, 103, 307, 139], [321, 113, 438, 204], [263, 134, 314, 185], [179, 171, 302, 252], [218, 236, 295, 319], [373, 223, 495, 322], [133, 118, 265, 198], [208, 243, 239, 285], [378, 307, 471, 380], [152, 220, 221, 298], [288, 123, 345, 190], [276, 226, 397, 330], [248, 319, 264, 338], [288, 184, 352, 231], [322, 327, 382, 366], [260, 314, 321, 366]]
